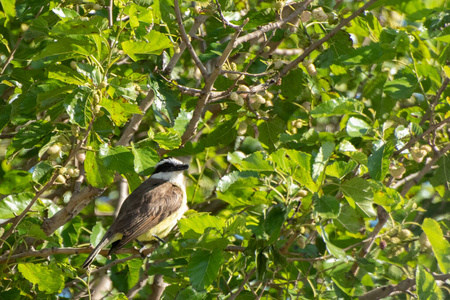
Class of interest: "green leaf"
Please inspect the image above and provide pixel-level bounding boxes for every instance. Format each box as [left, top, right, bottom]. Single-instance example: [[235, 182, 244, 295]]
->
[[203, 117, 237, 147], [5, 120, 53, 161], [335, 204, 364, 233], [340, 178, 376, 217], [121, 31, 172, 61], [90, 221, 106, 247], [0, 193, 33, 219], [0, 170, 33, 194], [384, 76, 418, 100], [368, 141, 393, 181], [422, 218, 450, 273], [416, 267, 443, 300], [85, 138, 115, 188], [346, 117, 371, 137], [317, 226, 347, 261], [326, 160, 357, 179], [154, 130, 181, 150], [238, 151, 272, 172], [178, 213, 226, 238], [64, 87, 92, 128], [18, 263, 65, 294], [216, 170, 258, 193], [48, 65, 86, 85], [217, 177, 269, 207], [314, 195, 340, 219], [99, 144, 135, 174], [188, 250, 224, 290], [310, 98, 364, 118], [51, 15, 108, 35], [338, 43, 385, 65], [272, 149, 317, 192], [131, 141, 159, 176], [102, 97, 142, 127], [257, 117, 285, 152], [17, 218, 48, 240], [32, 161, 55, 185], [312, 142, 335, 181], [0, 0, 16, 19]]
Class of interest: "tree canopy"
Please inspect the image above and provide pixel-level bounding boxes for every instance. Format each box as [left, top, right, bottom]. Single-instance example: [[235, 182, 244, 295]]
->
[[0, 0, 449, 299]]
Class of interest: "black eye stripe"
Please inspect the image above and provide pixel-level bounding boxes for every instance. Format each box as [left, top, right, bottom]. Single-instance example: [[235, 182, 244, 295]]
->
[[152, 160, 189, 174]]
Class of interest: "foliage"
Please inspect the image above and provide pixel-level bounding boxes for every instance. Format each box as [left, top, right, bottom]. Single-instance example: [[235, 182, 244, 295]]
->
[[1, 0, 449, 299]]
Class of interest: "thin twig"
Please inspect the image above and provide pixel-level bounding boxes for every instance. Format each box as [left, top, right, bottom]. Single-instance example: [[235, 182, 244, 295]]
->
[[400, 143, 450, 196], [229, 268, 256, 300], [234, 0, 314, 46], [215, 0, 239, 29], [420, 77, 450, 126], [163, 15, 209, 74], [395, 116, 450, 156], [174, 0, 208, 78]]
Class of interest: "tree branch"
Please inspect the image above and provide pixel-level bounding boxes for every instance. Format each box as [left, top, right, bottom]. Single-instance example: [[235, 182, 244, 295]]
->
[[163, 15, 209, 74], [359, 273, 450, 300], [395, 116, 450, 156], [174, 0, 208, 79], [1, 118, 95, 247], [178, 19, 249, 147], [234, 0, 314, 46], [400, 143, 450, 196]]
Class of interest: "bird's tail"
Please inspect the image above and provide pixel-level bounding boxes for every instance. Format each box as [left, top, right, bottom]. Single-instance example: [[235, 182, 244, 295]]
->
[[82, 237, 110, 269]]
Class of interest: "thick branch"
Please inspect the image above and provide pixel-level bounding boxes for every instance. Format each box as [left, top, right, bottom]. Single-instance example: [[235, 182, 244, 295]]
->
[[359, 273, 450, 300]]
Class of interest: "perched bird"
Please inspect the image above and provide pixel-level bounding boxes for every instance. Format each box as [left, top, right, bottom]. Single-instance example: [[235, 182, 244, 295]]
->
[[82, 157, 189, 268]]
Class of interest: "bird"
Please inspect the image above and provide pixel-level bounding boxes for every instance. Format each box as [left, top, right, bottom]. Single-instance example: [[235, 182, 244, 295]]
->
[[81, 157, 189, 268]]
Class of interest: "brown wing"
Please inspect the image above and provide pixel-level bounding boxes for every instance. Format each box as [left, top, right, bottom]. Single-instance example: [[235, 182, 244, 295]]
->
[[108, 179, 183, 252]]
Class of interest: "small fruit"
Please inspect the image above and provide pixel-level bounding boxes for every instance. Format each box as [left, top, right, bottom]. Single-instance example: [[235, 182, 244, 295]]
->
[[67, 168, 80, 178], [47, 144, 62, 156], [312, 7, 328, 22], [237, 121, 248, 135], [390, 237, 401, 244], [98, 81, 107, 89], [410, 147, 427, 163], [389, 163, 405, 179], [298, 189, 308, 197], [306, 63, 317, 76], [59, 167, 67, 175], [235, 96, 245, 106], [398, 229, 412, 240], [93, 105, 101, 114], [419, 232, 432, 252], [300, 11, 311, 23], [55, 174, 66, 184], [263, 46, 271, 53], [76, 152, 86, 163], [230, 92, 239, 102], [70, 61, 77, 69], [93, 4, 102, 10], [420, 145, 432, 153], [380, 240, 387, 250], [296, 235, 307, 249]]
